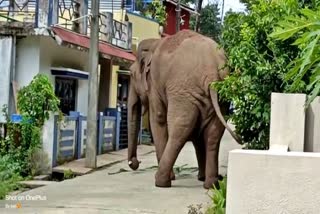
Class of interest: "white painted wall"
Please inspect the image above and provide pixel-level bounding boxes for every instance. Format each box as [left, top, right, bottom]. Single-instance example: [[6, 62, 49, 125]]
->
[[16, 36, 90, 116], [15, 36, 40, 88], [269, 93, 306, 152], [39, 37, 89, 116], [15, 35, 90, 169], [42, 113, 55, 171], [0, 37, 13, 122], [226, 150, 320, 214]]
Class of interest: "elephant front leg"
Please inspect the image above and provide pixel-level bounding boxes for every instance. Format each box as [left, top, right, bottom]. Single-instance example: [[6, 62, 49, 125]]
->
[[203, 117, 225, 189], [155, 101, 199, 187], [149, 101, 175, 180]]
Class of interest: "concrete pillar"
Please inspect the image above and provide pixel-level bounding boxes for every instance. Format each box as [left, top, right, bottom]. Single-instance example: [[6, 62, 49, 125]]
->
[[305, 96, 320, 152], [37, 0, 59, 27], [269, 93, 306, 152]]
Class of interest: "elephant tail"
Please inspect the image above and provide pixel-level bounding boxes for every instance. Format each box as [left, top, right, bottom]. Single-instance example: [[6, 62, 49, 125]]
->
[[210, 90, 242, 144]]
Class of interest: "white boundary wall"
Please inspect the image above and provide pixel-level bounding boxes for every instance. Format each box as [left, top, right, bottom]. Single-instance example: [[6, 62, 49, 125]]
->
[[226, 150, 320, 214]]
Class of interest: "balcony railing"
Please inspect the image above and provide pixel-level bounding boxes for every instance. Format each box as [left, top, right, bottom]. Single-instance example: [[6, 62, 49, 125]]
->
[[0, 0, 36, 23], [0, 0, 132, 50]]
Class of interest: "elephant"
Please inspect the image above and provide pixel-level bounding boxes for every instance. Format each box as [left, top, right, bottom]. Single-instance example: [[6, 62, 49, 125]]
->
[[127, 29, 241, 189]]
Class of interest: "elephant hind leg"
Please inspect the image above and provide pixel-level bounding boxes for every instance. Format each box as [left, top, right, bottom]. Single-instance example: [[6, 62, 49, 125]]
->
[[192, 139, 206, 182], [155, 101, 199, 188], [203, 116, 226, 189]]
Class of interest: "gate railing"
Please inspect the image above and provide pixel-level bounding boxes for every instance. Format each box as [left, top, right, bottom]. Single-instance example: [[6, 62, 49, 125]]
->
[[52, 113, 118, 166]]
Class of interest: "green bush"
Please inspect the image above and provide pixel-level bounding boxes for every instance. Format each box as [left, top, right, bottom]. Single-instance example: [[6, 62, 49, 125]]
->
[[0, 74, 60, 198], [17, 74, 60, 127], [271, 6, 320, 107], [212, 0, 309, 149], [206, 178, 227, 214], [0, 155, 23, 199]]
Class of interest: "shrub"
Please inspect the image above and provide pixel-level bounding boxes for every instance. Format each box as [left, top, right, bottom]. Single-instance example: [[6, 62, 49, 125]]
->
[[17, 74, 60, 127], [212, 0, 307, 149], [206, 178, 227, 214], [270, 6, 320, 107], [0, 74, 60, 198], [0, 155, 23, 199]]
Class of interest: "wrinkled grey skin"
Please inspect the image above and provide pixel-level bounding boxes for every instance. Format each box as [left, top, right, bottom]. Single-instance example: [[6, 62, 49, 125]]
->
[[127, 30, 240, 189]]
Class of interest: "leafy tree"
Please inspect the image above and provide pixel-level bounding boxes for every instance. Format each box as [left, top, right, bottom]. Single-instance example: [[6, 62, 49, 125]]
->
[[271, 6, 320, 106], [213, 0, 303, 149], [197, 3, 221, 41], [189, 3, 221, 41], [134, 0, 167, 26]]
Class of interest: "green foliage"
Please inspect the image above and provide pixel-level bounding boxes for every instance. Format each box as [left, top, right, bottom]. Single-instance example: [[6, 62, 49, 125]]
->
[[0, 74, 60, 198], [135, 0, 167, 26], [270, 6, 320, 107], [17, 74, 60, 127], [206, 178, 227, 214], [0, 106, 41, 176], [196, 3, 222, 42], [151, 0, 167, 26], [0, 155, 23, 199], [63, 169, 75, 180], [213, 0, 306, 149]]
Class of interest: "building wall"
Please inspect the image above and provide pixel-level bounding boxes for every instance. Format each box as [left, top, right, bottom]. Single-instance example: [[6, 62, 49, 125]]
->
[[99, 58, 111, 111], [164, 3, 191, 35], [126, 11, 161, 42], [0, 37, 13, 122], [39, 36, 89, 115], [109, 65, 119, 108], [15, 36, 41, 88], [16, 36, 90, 115]]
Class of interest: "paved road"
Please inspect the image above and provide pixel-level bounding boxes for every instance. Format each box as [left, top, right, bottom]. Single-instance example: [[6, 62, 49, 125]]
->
[[0, 127, 239, 214], [0, 143, 211, 214]]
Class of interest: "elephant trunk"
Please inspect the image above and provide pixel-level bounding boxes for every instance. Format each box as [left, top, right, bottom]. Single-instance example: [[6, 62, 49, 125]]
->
[[127, 82, 141, 170]]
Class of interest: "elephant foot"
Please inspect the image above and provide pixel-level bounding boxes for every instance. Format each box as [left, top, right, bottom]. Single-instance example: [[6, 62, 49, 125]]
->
[[203, 178, 219, 190], [198, 171, 205, 181], [170, 171, 176, 180], [155, 171, 172, 188], [198, 175, 205, 182], [128, 157, 140, 170]]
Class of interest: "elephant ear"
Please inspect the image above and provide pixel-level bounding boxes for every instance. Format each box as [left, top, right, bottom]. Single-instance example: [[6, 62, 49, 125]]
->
[[141, 53, 152, 92]]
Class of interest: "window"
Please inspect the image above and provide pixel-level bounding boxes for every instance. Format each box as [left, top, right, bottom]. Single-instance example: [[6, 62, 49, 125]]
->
[[55, 77, 77, 115]]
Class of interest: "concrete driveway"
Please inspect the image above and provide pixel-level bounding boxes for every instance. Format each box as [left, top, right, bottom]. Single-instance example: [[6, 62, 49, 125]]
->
[[0, 143, 211, 214], [0, 127, 240, 214]]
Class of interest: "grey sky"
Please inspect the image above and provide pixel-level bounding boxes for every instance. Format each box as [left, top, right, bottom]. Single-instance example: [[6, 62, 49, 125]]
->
[[202, 0, 246, 18]]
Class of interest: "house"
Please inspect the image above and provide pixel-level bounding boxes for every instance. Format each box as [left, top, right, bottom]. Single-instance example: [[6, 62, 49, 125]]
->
[[0, 0, 135, 169], [112, 9, 161, 146], [122, 0, 197, 36], [162, 0, 197, 35]]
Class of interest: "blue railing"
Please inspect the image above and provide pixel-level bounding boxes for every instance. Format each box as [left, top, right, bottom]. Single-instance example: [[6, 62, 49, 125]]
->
[[52, 112, 118, 166]]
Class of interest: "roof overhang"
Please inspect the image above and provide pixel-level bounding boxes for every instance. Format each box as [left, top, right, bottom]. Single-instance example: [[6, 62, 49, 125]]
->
[[51, 26, 136, 62], [165, 0, 199, 15], [51, 67, 89, 80]]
